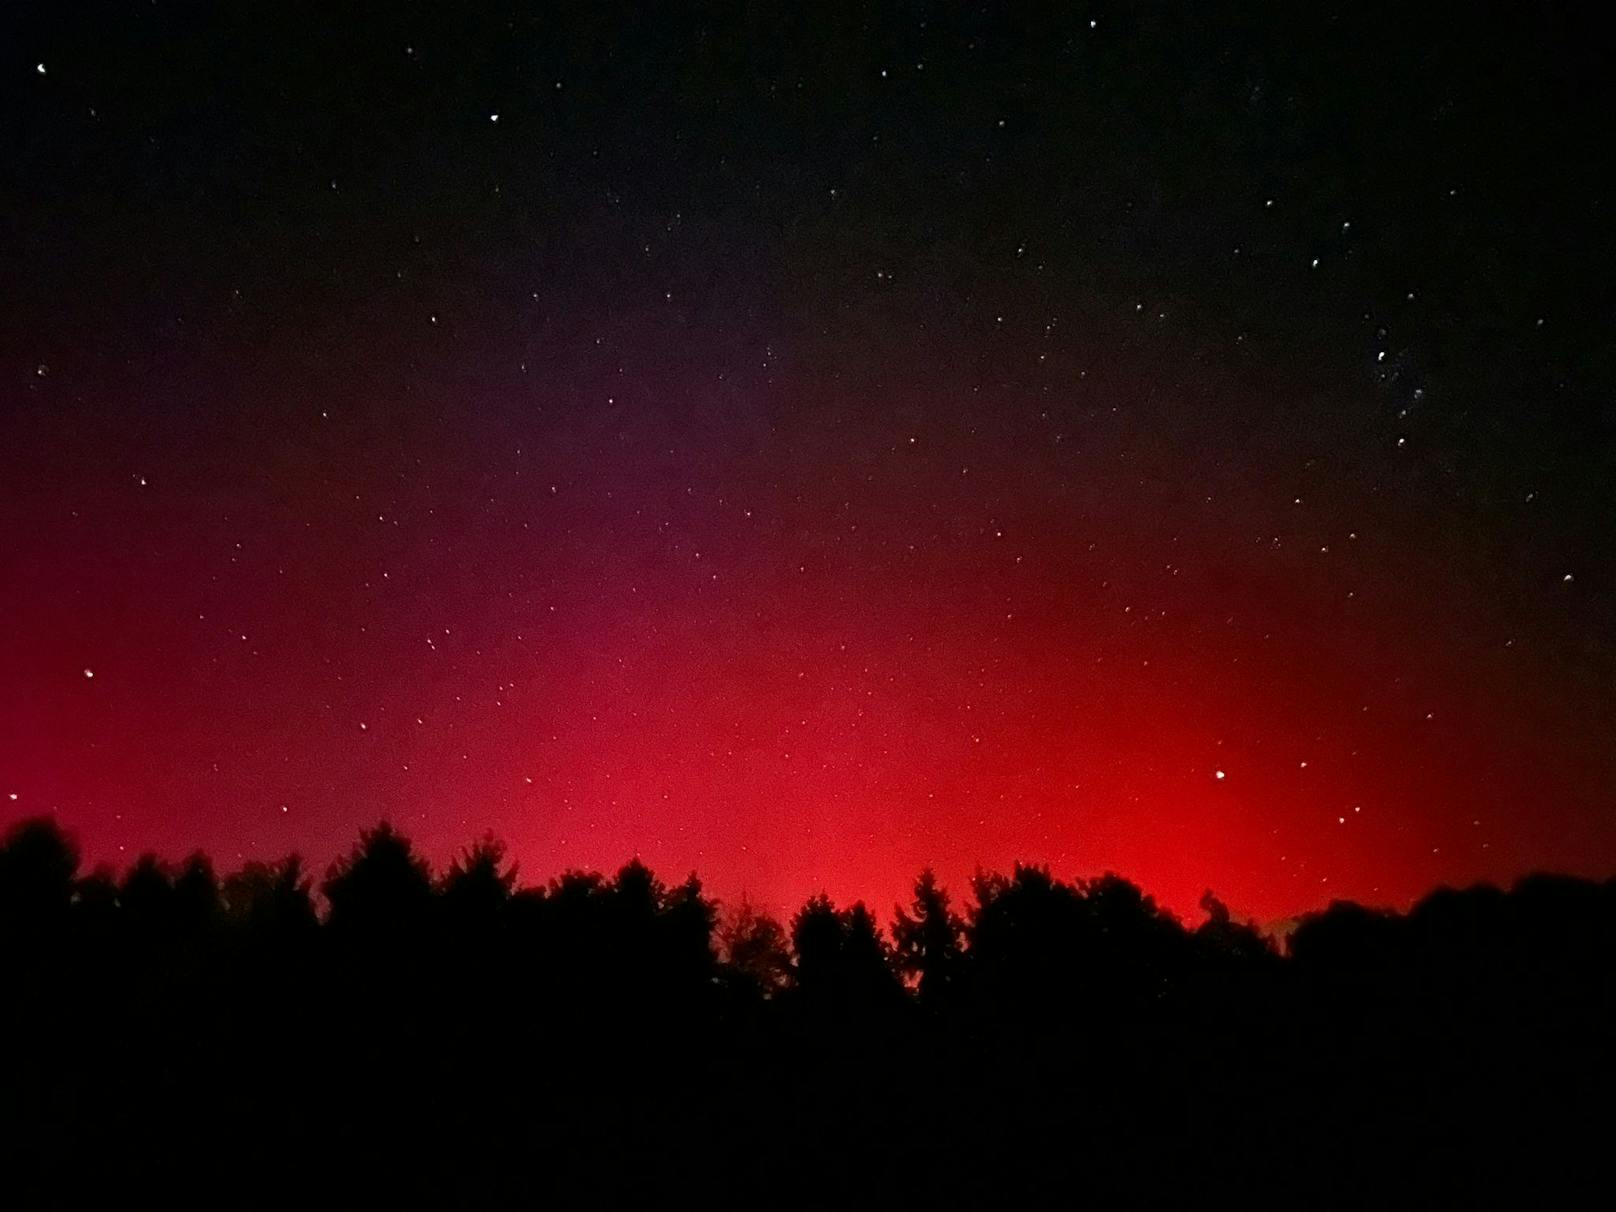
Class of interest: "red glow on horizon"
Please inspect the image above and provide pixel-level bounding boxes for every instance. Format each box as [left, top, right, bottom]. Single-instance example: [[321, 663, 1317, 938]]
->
[[4, 359, 1612, 931]]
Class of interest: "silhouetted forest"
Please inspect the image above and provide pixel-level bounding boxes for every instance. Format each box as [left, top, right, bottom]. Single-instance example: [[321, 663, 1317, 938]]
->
[[2, 817, 1611, 1206]]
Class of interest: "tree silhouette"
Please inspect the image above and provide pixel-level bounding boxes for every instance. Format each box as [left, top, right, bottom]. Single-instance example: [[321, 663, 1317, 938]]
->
[[790, 893, 902, 1009], [718, 897, 792, 998], [966, 863, 1089, 1006], [222, 856, 317, 937], [172, 851, 222, 934], [440, 833, 518, 934], [73, 863, 122, 935], [1080, 871, 1191, 1002], [891, 868, 964, 1004], [791, 892, 845, 993], [0, 816, 79, 936], [606, 857, 666, 986], [1288, 899, 1405, 974], [0, 823, 1612, 1207], [841, 902, 899, 999], [120, 852, 175, 934], [322, 822, 434, 936], [1194, 889, 1276, 968], [659, 872, 718, 991], [612, 856, 664, 920]]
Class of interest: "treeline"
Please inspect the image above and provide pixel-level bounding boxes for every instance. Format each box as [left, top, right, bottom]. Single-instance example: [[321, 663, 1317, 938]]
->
[[1, 815, 1612, 1207]]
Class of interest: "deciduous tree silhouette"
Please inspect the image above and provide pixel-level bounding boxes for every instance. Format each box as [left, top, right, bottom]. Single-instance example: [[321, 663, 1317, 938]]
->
[[221, 856, 317, 937], [1080, 871, 1191, 1003], [172, 851, 222, 934], [1288, 899, 1405, 974], [119, 852, 175, 934], [73, 863, 122, 936], [967, 862, 1089, 1007], [0, 816, 79, 937], [1194, 889, 1276, 968]]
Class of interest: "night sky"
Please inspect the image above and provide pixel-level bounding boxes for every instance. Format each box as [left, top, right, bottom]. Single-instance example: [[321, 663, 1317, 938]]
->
[[4, 3, 1613, 923]]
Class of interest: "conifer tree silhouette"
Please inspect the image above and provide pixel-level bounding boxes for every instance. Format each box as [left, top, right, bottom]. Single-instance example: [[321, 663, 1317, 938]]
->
[[892, 867, 964, 1004], [322, 821, 434, 936]]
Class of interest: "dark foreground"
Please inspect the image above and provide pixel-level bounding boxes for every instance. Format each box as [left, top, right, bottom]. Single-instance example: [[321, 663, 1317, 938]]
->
[[2, 819, 1611, 1207]]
